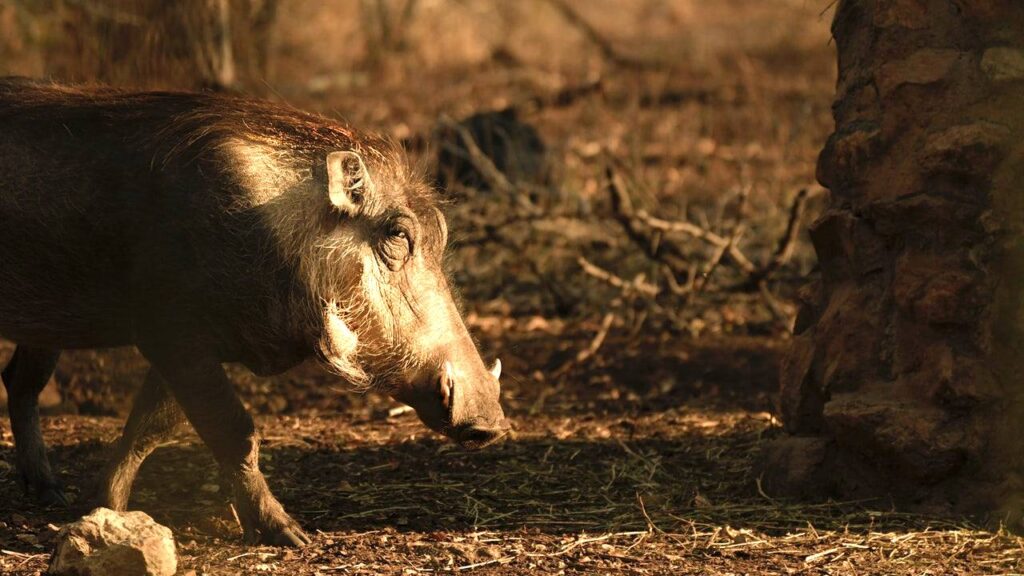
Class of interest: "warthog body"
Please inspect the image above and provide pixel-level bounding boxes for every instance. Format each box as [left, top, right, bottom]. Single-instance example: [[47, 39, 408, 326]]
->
[[0, 79, 508, 546]]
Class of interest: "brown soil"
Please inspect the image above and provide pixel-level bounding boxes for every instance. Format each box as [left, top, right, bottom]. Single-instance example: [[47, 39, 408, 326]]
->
[[2, 329, 1022, 575]]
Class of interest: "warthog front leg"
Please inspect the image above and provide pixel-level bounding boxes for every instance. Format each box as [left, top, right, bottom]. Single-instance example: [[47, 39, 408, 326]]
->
[[99, 368, 187, 511], [139, 343, 311, 547], [2, 345, 66, 506]]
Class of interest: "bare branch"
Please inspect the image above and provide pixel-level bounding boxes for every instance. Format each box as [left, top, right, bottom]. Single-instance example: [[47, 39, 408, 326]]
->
[[577, 257, 660, 298], [521, 77, 605, 112], [437, 115, 544, 217], [739, 188, 810, 288], [606, 165, 758, 281], [695, 186, 750, 293], [631, 209, 758, 274], [544, 0, 661, 69], [552, 312, 617, 379], [606, 167, 692, 274], [603, 164, 812, 333]]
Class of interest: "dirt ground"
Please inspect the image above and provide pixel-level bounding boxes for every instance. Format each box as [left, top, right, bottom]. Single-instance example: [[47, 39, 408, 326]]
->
[[3, 330, 1023, 575], [2, 1, 1024, 574]]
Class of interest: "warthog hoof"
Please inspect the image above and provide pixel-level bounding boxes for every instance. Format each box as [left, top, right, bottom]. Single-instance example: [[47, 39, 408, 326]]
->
[[230, 485, 312, 547], [19, 472, 69, 507]]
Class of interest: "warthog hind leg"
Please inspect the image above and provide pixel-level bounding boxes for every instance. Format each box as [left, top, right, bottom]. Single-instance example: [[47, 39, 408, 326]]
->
[[2, 345, 66, 506], [99, 367, 187, 511]]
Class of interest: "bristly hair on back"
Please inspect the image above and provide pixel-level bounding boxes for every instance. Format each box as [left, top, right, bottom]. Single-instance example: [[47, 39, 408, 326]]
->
[[0, 78, 428, 193]]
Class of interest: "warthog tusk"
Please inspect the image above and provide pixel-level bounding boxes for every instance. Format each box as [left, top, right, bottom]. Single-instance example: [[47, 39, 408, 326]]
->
[[441, 360, 455, 409], [490, 358, 502, 380]]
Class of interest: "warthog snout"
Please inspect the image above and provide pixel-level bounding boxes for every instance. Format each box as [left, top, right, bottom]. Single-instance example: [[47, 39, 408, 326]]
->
[[449, 418, 513, 448], [397, 357, 509, 448], [437, 358, 509, 448]]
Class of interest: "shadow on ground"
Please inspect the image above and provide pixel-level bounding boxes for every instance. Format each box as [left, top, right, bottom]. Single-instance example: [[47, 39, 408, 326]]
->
[[1, 334, 1018, 575]]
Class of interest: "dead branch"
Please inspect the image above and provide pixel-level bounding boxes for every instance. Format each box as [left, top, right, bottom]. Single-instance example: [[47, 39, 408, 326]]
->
[[662, 262, 697, 296], [631, 209, 757, 274], [606, 165, 813, 292], [552, 312, 616, 379], [606, 167, 692, 275], [738, 188, 810, 289], [606, 166, 756, 284], [544, 0, 662, 69], [695, 186, 750, 294], [694, 227, 743, 296], [436, 115, 545, 218], [436, 115, 517, 196], [577, 256, 660, 298], [520, 77, 605, 112], [759, 282, 797, 330], [599, 164, 810, 330]]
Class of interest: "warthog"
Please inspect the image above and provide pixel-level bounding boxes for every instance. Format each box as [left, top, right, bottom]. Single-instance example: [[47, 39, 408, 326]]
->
[[0, 78, 509, 546]]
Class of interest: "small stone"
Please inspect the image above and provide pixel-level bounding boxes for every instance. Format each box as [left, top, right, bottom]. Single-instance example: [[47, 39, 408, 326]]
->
[[48, 507, 177, 576], [199, 483, 220, 494]]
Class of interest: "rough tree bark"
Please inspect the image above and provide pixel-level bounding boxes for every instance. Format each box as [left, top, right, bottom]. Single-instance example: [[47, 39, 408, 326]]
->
[[766, 0, 1024, 518]]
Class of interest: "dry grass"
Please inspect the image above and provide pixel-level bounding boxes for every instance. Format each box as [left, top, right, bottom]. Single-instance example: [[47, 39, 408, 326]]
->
[[3, 387, 1023, 574]]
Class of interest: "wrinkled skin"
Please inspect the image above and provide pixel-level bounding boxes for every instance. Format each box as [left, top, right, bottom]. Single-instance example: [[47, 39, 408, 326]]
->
[[0, 79, 508, 546]]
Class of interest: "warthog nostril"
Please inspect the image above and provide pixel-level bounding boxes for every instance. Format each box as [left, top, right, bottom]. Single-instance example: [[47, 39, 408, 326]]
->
[[452, 421, 510, 447], [463, 427, 496, 444]]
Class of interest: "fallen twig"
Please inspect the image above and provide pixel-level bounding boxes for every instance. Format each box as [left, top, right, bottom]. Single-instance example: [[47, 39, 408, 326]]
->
[[552, 312, 616, 378], [601, 163, 812, 327], [631, 209, 757, 274], [738, 188, 810, 289], [577, 256, 659, 298]]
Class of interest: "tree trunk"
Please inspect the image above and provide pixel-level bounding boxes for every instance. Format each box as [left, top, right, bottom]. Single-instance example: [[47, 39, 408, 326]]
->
[[39, 0, 277, 92], [766, 0, 1024, 517]]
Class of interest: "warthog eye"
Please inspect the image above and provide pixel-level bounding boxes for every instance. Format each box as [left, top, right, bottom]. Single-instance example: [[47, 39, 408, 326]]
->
[[378, 225, 413, 270]]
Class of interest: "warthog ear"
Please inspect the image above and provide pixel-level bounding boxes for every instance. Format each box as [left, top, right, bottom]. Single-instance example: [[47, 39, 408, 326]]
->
[[326, 150, 372, 214]]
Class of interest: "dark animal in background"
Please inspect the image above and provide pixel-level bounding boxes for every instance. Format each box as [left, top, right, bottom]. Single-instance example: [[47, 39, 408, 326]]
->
[[0, 78, 508, 546], [434, 108, 550, 193]]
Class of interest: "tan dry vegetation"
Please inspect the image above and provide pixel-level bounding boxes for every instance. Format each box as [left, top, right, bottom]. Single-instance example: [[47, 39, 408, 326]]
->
[[2, 1, 1023, 574]]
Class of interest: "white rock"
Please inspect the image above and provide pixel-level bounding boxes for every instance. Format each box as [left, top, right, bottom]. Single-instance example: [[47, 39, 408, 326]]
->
[[48, 508, 177, 576]]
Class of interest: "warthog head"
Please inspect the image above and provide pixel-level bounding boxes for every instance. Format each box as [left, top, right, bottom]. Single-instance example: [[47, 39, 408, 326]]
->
[[280, 145, 509, 447]]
